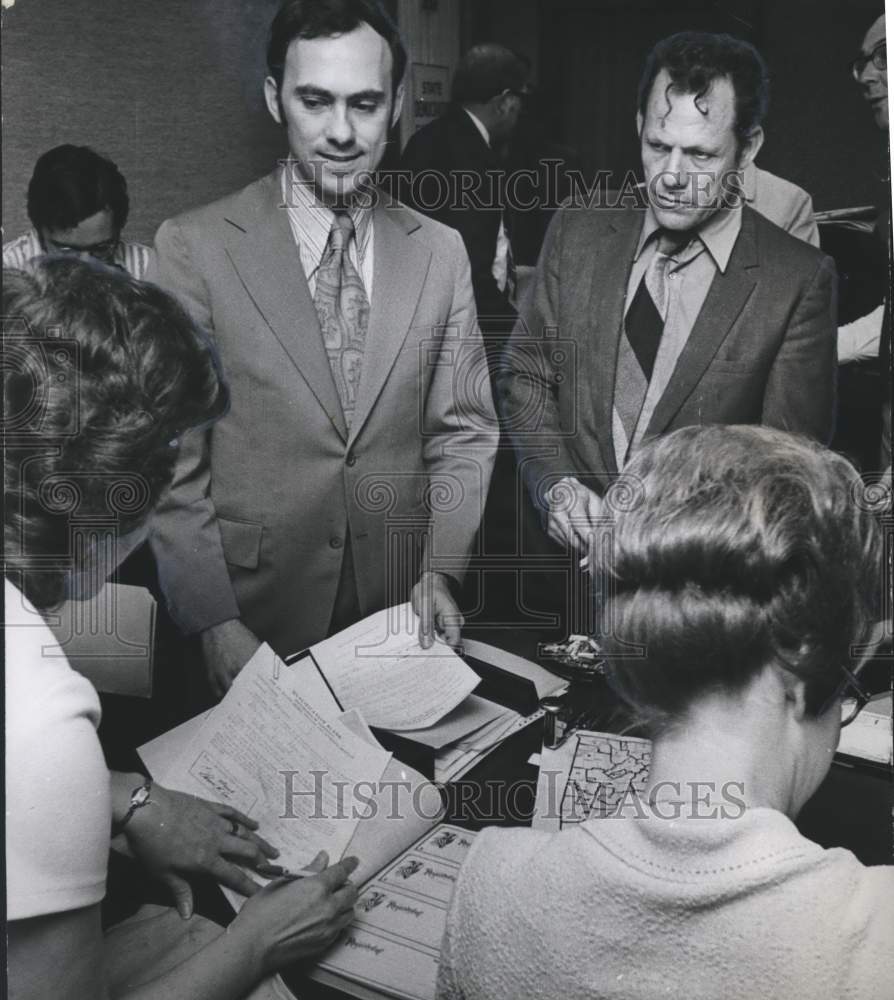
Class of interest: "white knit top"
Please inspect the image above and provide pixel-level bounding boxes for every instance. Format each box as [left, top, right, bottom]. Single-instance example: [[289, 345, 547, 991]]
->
[[437, 808, 894, 1000]]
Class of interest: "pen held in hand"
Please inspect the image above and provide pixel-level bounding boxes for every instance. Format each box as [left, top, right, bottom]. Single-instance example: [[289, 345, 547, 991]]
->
[[256, 863, 312, 881]]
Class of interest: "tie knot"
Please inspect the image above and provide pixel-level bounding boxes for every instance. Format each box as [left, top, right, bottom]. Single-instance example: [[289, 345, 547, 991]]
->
[[329, 211, 355, 252]]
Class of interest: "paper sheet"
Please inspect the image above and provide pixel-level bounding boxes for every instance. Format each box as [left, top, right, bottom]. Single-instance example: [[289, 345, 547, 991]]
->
[[434, 708, 544, 784], [455, 709, 520, 751], [139, 710, 212, 777], [462, 637, 567, 700], [310, 824, 476, 1000], [158, 644, 391, 873], [140, 646, 447, 917], [837, 695, 893, 765], [43, 583, 156, 697], [533, 730, 652, 832], [310, 604, 480, 730], [401, 694, 508, 749], [344, 756, 446, 888]]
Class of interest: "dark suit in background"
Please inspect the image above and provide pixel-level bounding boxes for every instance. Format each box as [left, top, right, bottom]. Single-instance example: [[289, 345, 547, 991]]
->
[[400, 105, 517, 348], [399, 105, 527, 616]]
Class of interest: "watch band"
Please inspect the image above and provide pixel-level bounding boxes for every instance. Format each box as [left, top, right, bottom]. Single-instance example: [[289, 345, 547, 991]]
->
[[112, 778, 153, 836]]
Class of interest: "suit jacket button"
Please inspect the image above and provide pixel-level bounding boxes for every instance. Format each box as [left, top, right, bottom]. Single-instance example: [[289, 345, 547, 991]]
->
[[329, 536, 344, 549], [346, 454, 357, 467]]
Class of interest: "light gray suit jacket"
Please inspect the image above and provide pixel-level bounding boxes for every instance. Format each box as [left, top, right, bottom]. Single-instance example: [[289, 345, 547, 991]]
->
[[745, 164, 820, 248], [148, 171, 498, 655]]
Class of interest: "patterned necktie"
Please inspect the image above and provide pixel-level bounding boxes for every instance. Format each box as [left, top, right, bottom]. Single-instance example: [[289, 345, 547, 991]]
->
[[314, 211, 370, 428], [614, 232, 685, 461]]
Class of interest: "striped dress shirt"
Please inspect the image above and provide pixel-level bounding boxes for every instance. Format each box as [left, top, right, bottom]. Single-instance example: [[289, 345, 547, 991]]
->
[[280, 162, 374, 296], [2, 228, 153, 279]]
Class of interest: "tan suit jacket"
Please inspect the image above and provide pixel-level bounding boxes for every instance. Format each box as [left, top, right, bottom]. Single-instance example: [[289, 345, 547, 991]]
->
[[148, 172, 498, 655], [744, 164, 820, 247]]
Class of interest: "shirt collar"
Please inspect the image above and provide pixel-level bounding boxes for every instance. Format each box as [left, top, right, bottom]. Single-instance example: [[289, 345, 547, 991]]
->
[[463, 108, 491, 148], [281, 160, 373, 261], [741, 161, 757, 202], [635, 202, 743, 273]]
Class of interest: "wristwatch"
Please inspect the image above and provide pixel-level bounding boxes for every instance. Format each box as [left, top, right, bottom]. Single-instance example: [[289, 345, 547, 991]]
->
[[112, 778, 153, 836]]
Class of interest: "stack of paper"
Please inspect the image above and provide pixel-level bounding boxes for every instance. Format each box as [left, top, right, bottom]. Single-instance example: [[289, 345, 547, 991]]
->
[[141, 644, 394, 899], [434, 708, 546, 784], [310, 610, 567, 783]]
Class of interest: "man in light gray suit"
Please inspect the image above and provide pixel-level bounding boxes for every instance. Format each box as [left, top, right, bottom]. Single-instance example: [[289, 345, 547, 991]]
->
[[499, 31, 837, 554], [150, 0, 497, 696]]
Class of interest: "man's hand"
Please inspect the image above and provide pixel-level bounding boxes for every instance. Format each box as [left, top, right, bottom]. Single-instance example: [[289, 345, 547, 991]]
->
[[411, 571, 464, 650], [116, 778, 280, 918], [545, 477, 603, 553], [200, 618, 262, 700]]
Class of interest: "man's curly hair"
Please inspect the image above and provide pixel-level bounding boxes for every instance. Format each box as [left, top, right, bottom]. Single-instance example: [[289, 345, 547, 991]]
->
[[3, 257, 228, 610]]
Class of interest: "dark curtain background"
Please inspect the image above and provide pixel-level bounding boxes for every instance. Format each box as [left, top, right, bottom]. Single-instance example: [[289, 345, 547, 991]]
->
[[536, 0, 887, 210]]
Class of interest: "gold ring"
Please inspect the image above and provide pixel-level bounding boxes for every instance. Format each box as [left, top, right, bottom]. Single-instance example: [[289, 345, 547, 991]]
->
[[229, 818, 240, 836]]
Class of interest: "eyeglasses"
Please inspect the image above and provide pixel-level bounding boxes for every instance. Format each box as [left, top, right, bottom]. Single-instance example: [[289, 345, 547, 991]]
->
[[850, 42, 887, 80], [45, 236, 121, 263], [837, 663, 874, 727], [502, 86, 535, 102], [819, 621, 890, 726]]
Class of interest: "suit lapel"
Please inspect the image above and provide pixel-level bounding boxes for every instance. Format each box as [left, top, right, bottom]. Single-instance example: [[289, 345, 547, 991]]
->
[[348, 200, 432, 445], [451, 106, 499, 166], [587, 212, 644, 475], [645, 210, 759, 437], [222, 171, 347, 441]]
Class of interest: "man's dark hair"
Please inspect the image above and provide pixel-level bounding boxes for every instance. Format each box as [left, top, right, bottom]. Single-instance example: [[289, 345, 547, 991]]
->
[[451, 44, 529, 104], [26, 144, 130, 234], [267, 0, 407, 100], [637, 31, 770, 146]]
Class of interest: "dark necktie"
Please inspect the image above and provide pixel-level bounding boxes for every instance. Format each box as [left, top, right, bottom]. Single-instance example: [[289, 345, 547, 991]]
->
[[314, 211, 370, 428], [614, 233, 684, 460]]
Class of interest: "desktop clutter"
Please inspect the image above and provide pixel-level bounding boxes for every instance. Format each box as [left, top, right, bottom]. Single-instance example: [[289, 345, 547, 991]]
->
[[138, 603, 567, 1000], [122, 604, 894, 1000]]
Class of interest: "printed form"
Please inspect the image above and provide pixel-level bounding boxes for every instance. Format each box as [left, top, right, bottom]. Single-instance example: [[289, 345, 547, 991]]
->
[[160, 644, 391, 872], [311, 604, 480, 730]]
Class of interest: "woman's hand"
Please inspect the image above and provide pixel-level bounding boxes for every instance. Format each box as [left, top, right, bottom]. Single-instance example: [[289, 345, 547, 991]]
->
[[115, 776, 279, 917], [234, 853, 360, 974]]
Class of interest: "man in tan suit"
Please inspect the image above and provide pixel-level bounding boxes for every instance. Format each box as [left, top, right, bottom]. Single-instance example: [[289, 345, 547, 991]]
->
[[150, 0, 497, 696]]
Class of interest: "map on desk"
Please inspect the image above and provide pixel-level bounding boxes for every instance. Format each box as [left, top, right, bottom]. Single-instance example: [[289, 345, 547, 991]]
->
[[533, 730, 652, 832]]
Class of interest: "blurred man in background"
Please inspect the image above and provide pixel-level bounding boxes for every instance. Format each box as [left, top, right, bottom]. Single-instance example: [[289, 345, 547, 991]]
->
[[848, 11, 890, 471], [3, 144, 152, 278], [400, 44, 531, 353]]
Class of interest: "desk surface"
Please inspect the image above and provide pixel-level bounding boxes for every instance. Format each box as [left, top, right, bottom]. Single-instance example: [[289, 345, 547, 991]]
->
[[285, 623, 892, 1000]]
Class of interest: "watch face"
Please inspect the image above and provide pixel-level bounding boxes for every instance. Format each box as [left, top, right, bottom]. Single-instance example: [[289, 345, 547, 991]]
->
[[133, 785, 151, 807]]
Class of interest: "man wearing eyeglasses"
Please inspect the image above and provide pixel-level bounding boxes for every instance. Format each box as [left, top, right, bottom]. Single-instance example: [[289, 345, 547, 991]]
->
[[853, 12, 888, 130], [840, 12, 890, 477], [2, 145, 152, 278]]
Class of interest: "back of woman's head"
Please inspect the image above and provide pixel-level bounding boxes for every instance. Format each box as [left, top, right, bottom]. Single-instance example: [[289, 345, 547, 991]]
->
[[3, 258, 228, 609], [598, 425, 882, 730]]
